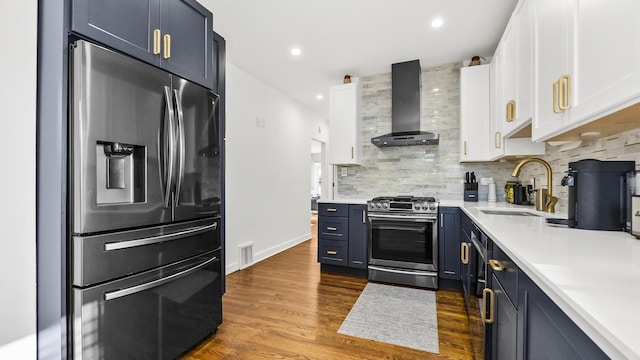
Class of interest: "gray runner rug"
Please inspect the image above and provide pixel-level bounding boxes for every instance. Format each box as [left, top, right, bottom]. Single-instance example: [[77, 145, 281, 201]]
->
[[338, 282, 439, 354]]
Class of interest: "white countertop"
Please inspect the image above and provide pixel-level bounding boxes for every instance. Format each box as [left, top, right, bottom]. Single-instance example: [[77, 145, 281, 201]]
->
[[317, 198, 368, 205], [455, 201, 640, 360]]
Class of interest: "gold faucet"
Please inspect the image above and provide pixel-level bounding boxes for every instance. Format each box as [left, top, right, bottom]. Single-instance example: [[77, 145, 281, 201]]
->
[[511, 158, 558, 213]]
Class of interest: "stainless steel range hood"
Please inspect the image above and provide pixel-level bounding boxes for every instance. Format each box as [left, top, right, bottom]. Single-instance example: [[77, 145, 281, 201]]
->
[[371, 60, 439, 147]]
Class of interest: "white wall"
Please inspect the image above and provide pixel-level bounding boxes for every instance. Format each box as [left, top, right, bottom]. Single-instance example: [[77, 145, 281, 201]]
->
[[0, 1, 38, 358], [224, 63, 328, 273]]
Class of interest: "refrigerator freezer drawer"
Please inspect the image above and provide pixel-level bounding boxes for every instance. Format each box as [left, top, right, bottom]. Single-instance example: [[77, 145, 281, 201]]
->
[[72, 250, 222, 360], [73, 218, 220, 287]]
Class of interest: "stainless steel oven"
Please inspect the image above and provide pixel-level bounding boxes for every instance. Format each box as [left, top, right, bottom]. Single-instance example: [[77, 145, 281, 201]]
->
[[367, 196, 438, 289]]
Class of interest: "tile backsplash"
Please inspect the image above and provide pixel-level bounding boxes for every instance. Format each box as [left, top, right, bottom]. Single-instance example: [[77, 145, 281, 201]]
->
[[335, 62, 518, 202], [335, 61, 640, 209], [516, 129, 640, 212]]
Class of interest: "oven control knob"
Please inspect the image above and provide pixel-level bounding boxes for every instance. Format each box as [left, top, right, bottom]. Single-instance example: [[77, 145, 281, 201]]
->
[[376, 202, 382, 209], [382, 202, 389, 209], [429, 204, 436, 210], [369, 203, 375, 210]]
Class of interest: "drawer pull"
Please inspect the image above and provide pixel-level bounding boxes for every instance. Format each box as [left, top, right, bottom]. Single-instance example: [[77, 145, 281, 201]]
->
[[326, 227, 337, 231], [482, 288, 495, 324], [326, 251, 338, 255], [326, 208, 337, 212], [489, 259, 505, 272]]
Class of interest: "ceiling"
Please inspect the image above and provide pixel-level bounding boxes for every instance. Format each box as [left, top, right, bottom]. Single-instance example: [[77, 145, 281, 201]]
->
[[207, 0, 518, 118]]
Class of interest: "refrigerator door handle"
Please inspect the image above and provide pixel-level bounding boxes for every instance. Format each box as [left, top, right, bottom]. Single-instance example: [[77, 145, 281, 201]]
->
[[103, 255, 217, 301], [173, 89, 186, 205], [162, 86, 177, 208], [103, 222, 217, 251]]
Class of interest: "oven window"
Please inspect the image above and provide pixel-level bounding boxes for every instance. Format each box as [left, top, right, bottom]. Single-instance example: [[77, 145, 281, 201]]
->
[[370, 219, 434, 264]]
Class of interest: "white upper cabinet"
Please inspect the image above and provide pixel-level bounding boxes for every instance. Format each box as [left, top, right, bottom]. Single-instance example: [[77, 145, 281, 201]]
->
[[513, 0, 534, 132], [533, 0, 640, 141], [498, 18, 517, 137], [488, 0, 544, 159], [329, 83, 362, 165], [496, 0, 535, 139], [460, 65, 492, 162]]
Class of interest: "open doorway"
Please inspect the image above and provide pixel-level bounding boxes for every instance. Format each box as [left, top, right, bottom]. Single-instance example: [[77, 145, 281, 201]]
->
[[310, 139, 326, 213]]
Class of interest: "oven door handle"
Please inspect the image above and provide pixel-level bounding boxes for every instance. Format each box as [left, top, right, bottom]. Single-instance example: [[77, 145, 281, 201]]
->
[[368, 265, 438, 276], [367, 213, 436, 221]]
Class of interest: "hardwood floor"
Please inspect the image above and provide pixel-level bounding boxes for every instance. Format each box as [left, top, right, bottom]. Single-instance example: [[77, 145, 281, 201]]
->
[[183, 216, 474, 360]]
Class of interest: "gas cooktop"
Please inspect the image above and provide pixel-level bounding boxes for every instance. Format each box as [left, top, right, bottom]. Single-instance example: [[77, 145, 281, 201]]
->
[[367, 195, 438, 214]]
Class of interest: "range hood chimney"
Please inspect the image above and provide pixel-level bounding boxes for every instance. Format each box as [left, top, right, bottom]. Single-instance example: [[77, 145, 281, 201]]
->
[[371, 60, 439, 147]]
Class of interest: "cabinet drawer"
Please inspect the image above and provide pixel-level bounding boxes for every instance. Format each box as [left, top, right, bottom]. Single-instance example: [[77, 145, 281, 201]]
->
[[318, 217, 348, 240], [318, 203, 349, 217], [318, 240, 347, 265], [489, 243, 519, 307]]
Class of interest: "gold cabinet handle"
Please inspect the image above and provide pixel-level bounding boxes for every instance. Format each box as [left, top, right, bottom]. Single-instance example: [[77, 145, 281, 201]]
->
[[351, 146, 354, 159], [507, 100, 515, 122], [559, 74, 571, 110], [326, 251, 337, 255], [463, 141, 467, 155], [489, 259, 506, 272], [482, 288, 495, 324], [553, 80, 561, 114], [505, 102, 510, 122], [153, 29, 161, 55], [326, 227, 337, 231], [163, 34, 171, 59], [326, 208, 337, 212], [460, 243, 469, 264], [495, 131, 501, 149]]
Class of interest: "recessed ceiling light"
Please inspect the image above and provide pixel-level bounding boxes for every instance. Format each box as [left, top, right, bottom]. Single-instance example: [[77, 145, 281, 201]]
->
[[291, 47, 301, 56], [431, 17, 444, 28], [316, 94, 324, 100], [433, 88, 439, 92]]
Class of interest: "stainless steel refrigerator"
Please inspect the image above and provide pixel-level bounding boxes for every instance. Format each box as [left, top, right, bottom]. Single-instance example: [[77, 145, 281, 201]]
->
[[69, 40, 222, 359]]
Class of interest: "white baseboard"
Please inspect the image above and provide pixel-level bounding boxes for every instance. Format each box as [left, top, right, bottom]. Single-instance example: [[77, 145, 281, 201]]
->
[[225, 232, 311, 275]]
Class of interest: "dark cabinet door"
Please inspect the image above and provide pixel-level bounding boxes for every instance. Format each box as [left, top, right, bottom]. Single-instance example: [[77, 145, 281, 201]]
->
[[517, 273, 608, 360], [71, 0, 161, 66], [160, 0, 213, 88], [212, 31, 226, 96], [72, 0, 213, 89], [489, 274, 518, 360], [438, 207, 460, 280], [348, 205, 367, 269]]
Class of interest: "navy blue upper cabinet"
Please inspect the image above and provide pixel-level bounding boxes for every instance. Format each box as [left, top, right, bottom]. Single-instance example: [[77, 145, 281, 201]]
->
[[71, 0, 213, 89]]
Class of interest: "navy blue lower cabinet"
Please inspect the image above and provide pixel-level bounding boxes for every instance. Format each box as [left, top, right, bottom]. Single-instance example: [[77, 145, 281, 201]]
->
[[438, 207, 461, 280], [516, 273, 608, 360], [348, 205, 367, 269], [488, 274, 518, 360], [317, 203, 368, 276]]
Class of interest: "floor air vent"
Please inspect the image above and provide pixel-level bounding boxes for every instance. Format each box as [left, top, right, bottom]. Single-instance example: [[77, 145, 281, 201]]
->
[[239, 243, 254, 269]]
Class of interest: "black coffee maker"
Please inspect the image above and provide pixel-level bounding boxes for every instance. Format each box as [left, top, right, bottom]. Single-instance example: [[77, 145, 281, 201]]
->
[[560, 159, 635, 230]]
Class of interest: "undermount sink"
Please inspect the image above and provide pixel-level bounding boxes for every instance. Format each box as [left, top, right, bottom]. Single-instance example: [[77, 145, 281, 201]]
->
[[480, 209, 541, 217]]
